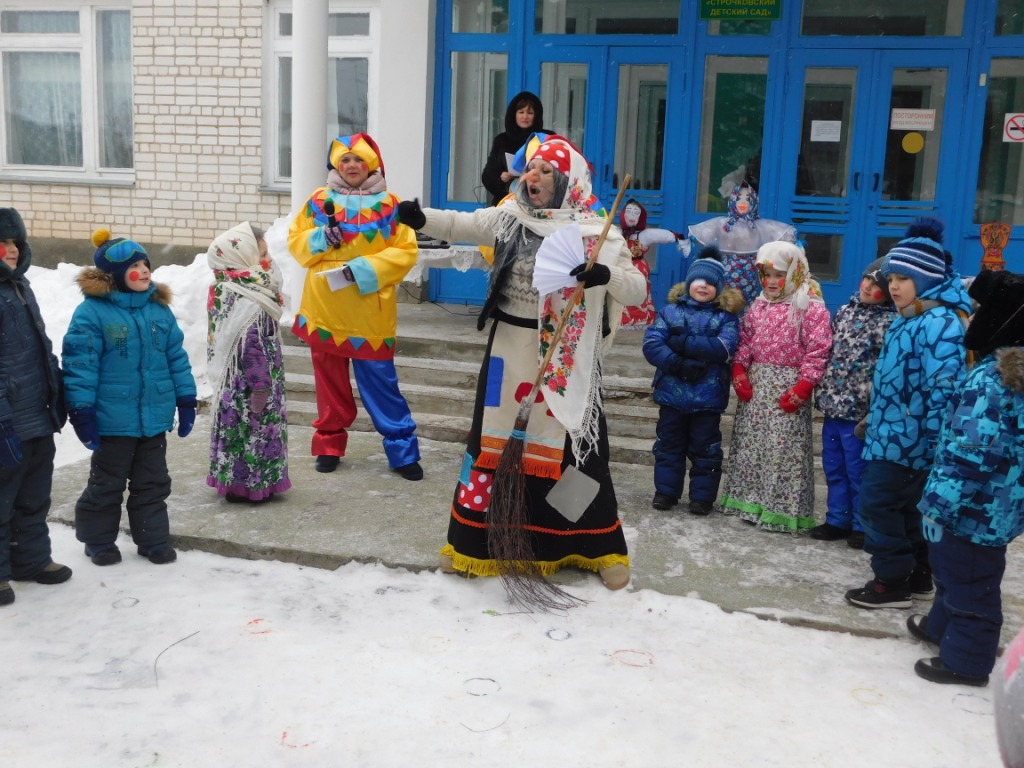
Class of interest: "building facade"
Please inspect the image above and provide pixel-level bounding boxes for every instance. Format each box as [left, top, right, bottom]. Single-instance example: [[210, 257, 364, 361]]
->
[[1, 1, 1022, 310]]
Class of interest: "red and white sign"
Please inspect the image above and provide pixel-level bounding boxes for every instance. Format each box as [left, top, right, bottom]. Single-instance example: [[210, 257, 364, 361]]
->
[[890, 108, 935, 132], [1004, 113, 1024, 143]]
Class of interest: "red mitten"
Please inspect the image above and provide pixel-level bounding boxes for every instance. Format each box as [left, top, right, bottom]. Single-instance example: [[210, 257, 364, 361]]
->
[[779, 379, 814, 413], [732, 363, 753, 402]]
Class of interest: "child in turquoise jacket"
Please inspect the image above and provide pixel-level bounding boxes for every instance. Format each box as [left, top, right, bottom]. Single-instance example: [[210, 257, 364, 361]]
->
[[63, 230, 196, 567]]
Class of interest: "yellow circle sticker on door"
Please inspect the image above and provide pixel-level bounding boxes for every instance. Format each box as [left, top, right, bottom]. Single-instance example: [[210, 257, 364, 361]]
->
[[902, 132, 925, 154]]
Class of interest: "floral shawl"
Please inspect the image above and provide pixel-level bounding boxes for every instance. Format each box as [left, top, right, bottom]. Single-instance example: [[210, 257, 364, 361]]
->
[[207, 222, 284, 393], [494, 135, 609, 465]]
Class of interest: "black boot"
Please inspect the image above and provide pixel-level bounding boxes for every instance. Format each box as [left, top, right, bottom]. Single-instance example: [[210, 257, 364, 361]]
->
[[914, 657, 988, 687]]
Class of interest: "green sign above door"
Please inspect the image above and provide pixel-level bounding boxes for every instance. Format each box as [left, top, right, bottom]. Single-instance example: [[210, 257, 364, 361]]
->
[[699, 0, 782, 21]]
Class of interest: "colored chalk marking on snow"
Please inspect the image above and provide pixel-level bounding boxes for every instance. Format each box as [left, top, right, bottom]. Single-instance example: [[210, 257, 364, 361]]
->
[[546, 628, 571, 641], [611, 649, 655, 667], [246, 618, 272, 635], [850, 688, 885, 706]]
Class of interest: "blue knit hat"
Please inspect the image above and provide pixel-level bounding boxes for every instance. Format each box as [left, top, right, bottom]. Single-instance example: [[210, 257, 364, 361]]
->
[[880, 218, 948, 297], [686, 245, 726, 295], [92, 228, 151, 291]]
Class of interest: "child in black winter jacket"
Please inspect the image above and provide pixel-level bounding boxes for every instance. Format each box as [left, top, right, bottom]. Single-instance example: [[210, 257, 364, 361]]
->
[[0, 208, 72, 606]]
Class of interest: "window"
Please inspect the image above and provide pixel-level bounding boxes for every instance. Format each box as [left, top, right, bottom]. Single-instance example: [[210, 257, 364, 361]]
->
[[535, 0, 679, 34], [0, 5, 133, 179], [800, 0, 964, 36], [267, 4, 376, 185], [448, 51, 507, 203]]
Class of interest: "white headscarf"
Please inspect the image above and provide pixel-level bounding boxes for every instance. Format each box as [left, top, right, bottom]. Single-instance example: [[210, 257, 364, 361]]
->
[[754, 240, 824, 327], [206, 222, 284, 393]]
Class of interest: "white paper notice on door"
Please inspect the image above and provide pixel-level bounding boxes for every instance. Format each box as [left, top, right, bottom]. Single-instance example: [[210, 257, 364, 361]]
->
[[810, 120, 842, 142], [890, 108, 935, 131]]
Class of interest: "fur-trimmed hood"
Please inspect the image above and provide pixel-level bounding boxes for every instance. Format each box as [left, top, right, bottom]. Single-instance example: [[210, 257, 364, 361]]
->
[[76, 265, 172, 306], [996, 347, 1024, 394], [666, 283, 745, 315]]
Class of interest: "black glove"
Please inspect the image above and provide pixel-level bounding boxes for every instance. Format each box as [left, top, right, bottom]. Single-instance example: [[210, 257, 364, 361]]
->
[[398, 199, 426, 231], [0, 420, 23, 468], [674, 359, 708, 383], [176, 396, 197, 438], [69, 407, 100, 451], [570, 262, 611, 288]]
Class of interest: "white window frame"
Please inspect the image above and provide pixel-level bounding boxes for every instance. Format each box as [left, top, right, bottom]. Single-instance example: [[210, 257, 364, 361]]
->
[[264, 1, 379, 189], [0, 1, 134, 183]]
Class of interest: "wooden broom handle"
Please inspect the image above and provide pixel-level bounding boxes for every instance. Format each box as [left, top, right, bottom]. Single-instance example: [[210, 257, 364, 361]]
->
[[529, 173, 632, 392]]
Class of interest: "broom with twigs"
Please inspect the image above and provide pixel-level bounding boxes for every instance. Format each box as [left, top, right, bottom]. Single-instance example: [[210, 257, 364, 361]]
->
[[488, 173, 632, 611]]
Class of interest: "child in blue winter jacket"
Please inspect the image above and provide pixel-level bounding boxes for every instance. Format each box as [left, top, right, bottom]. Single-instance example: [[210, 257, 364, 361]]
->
[[844, 218, 971, 609], [63, 230, 197, 567], [811, 257, 894, 547], [642, 246, 743, 514], [908, 268, 1024, 687]]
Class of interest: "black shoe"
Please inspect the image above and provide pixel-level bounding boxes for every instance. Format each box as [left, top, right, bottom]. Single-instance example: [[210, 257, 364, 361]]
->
[[906, 614, 938, 646], [844, 578, 912, 609], [33, 561, 72, 585], [0, 582, 13, 606], [847, 531, 865, 550], [315, 455, 340, 473], [137, 544, 177, 565], [395, 461, 423, 481], [687, 500, 713, 516], [908, 566, 934, 600], [914, 657, 989, 687], [809, 523, 852, 541], [652, 493, 677, 510], [85, 543, 122, 566]]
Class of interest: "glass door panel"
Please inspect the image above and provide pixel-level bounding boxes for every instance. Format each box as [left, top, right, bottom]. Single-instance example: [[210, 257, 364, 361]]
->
[[789, 67, 858, 281], [540, 62, 588, 150], [611, 63, 668, 208], [881, 68, 947, 203], [695, 56, 768, 214]]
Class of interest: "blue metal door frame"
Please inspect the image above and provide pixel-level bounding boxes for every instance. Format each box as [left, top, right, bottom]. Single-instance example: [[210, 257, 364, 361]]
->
[[776, 48, 970, 309]]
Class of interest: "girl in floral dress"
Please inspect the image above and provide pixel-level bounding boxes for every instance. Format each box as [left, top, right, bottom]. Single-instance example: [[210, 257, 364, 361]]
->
[[720, 241, 832, 532], [206, 222, 291, 503]]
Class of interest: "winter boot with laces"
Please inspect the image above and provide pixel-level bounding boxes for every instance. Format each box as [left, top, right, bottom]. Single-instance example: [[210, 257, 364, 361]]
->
[[844, 578, 912, 609]]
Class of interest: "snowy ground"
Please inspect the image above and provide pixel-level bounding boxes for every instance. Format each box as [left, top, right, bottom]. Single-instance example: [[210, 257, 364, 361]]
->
[[1, 523, 1004, 768]]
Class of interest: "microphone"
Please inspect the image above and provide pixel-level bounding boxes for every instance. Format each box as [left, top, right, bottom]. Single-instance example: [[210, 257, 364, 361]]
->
[[323, 199, 339, 227]]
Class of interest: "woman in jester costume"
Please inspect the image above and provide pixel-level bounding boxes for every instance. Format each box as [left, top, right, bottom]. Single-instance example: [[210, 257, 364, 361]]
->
[[287, 133, 423, 481]]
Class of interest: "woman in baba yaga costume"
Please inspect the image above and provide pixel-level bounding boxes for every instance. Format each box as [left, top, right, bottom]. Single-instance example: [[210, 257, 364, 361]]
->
[[399, 136, 645, 599]]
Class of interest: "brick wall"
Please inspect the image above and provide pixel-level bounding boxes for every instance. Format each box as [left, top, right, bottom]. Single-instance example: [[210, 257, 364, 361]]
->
[[1, 0, 292, 266]]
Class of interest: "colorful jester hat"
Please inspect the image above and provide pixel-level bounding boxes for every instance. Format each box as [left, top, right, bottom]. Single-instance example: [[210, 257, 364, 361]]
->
[[327, 132, 384, 177], [515, 134, 605, 218], [319, 132, 398, 246]]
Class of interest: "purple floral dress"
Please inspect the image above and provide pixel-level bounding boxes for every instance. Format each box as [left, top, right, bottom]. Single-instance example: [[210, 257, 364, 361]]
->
[[207, 292, 290, 500]]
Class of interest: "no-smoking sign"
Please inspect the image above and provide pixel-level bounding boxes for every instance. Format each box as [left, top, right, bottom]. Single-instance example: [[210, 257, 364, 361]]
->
[[1005, 113, 1024, 142]]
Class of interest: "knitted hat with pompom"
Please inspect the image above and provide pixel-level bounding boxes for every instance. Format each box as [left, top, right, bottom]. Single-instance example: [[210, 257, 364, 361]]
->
[[92, 228, 150, 291], [880, 217, 948, 297], [685, 244, 726, 296]]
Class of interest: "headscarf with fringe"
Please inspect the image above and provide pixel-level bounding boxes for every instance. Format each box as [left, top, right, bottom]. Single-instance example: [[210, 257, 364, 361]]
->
[[495, 135, 609, 465], [207, 222, 284, 394], [754, 240, 824, 328]]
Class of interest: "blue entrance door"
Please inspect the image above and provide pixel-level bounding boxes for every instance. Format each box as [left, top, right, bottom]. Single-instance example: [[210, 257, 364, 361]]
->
[[775, 50, 969, 310]]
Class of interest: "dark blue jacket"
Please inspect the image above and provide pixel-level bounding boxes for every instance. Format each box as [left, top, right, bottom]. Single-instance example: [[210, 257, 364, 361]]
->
[[0, 243, 64, 439], [643, 284, 743, 413], [62, 268, 196, 438]]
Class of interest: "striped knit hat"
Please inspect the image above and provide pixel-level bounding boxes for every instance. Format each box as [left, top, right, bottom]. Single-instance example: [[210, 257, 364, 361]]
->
[[686, 245, 726, 295], [880, 218, 948, 296]]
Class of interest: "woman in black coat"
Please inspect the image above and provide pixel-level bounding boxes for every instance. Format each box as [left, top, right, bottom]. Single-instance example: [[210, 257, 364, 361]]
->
[[480, 91, 544, 206]]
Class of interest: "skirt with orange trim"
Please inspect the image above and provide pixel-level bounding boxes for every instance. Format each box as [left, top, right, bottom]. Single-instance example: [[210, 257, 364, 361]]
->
[[443, 313, 629, 574]]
